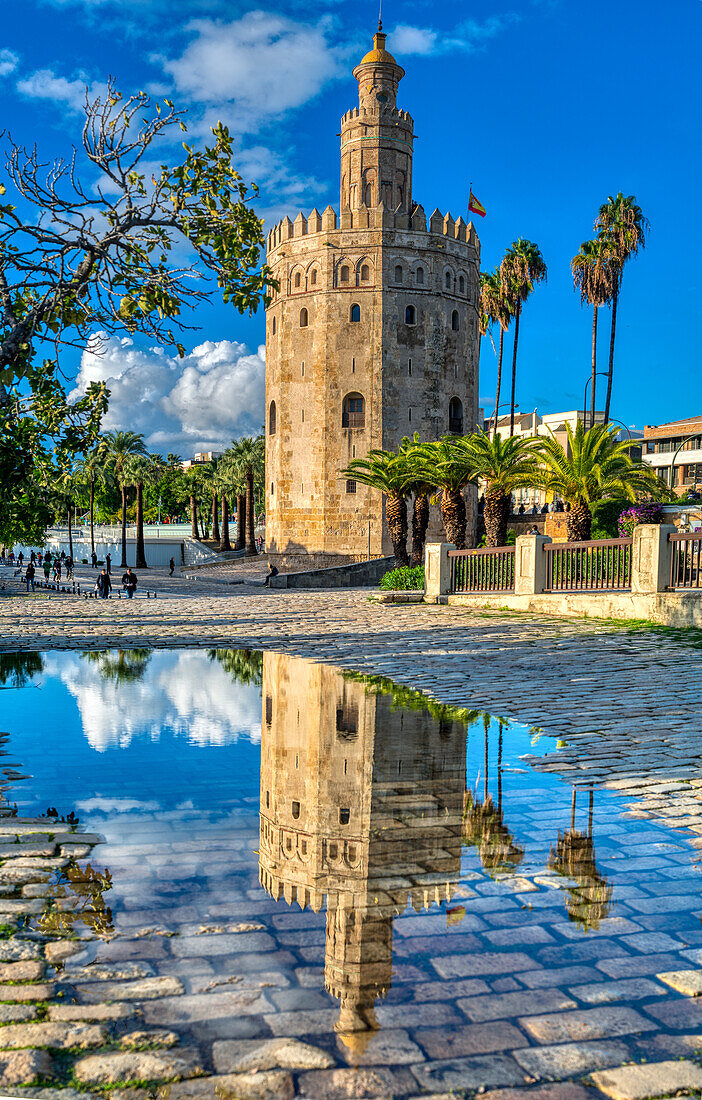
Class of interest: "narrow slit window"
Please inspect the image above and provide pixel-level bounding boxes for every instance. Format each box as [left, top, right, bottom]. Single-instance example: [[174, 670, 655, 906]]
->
[[339, 808, 350, 826], [350, 303, 361, 322]]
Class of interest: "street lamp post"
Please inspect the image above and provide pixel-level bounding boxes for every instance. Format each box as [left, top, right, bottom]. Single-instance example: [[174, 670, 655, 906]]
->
[[668, 433, 702, 494], [583, 372, 609, 429], [489, 402, 519, 435]]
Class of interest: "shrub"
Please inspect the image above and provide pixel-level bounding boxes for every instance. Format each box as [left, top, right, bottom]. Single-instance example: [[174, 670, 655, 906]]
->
[[618, 501, 664, 537], [590, 498, 631, 539], [379, 565, 425, 591]]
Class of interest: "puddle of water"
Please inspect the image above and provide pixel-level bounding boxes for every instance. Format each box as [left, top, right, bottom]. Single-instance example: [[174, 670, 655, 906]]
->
[[1, 648, 702, 1095]]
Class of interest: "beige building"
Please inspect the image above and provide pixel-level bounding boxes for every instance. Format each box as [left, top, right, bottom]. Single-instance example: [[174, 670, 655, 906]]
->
[[258, 653, 466, 1049], [643, 415, 702, 495], [264, 26, 481, 567]]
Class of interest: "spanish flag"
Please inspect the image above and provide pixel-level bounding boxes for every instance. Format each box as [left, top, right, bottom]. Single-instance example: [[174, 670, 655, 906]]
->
[[469, 189, 487, 218]]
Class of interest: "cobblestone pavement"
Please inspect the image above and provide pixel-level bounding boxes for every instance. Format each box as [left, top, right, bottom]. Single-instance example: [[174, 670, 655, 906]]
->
[[3, 567, 702, 1097]]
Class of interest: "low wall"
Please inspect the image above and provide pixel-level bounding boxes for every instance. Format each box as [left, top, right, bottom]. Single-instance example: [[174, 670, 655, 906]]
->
[[443, 590, 702, 628], [270, 556, 394, 590]]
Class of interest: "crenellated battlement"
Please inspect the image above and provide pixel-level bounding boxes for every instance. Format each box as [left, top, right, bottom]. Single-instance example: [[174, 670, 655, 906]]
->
[[266, 203, 479, 253], [340, 105, 413, 125]]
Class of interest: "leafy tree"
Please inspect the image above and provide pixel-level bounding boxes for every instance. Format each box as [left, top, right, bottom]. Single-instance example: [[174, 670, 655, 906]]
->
[[340, 448, 410, 566], [456, 432, 542, 547], [76, 438, 111, 555], [534, 421, 665, 541], [500, 240, 547, 436], [479, 266, 513, 432], [571, 238, 617, 427], [104, 430, 146, 567], [0, 82, 273, 544], [595, 193, 649, 422]]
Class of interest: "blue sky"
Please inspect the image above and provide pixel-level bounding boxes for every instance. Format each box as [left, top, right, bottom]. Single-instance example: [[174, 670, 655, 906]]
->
[[2, 0, 699, 452]]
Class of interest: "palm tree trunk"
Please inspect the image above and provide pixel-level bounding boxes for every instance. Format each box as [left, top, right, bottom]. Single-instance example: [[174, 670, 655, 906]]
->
[[135, 483, 147, 569], [67, 503, 74, 561], [245, 468, 257, 556], [120, 486, 128, 568], [190, 495, 198, 539], [567, 501, 592, 542], [491, 326, 505, 433], [211, 490, 220, 544], [603, 284, 619, 424], [509, 302, 521, 437], [386, 492, 409, 566], [484, 489, 509, 548], [219, 495, 231, 552], [235, 493, 246, 550], [410, 492, 430, 567], [440, 488, 467, 550], [590, 305, 599, 429], [89, 478, 95, 555]]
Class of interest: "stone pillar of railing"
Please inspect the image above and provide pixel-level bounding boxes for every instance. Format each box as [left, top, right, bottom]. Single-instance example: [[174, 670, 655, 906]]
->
[[514, 532, 552, 596], [424, 542, 455, 600], [631, 523, 676, 594]]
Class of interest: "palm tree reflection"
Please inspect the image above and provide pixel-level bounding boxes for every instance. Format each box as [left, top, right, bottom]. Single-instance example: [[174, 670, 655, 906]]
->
[[549, 785, 613, 930], [463, 714, 524, 876], [83, 649, 152, 684], [207, 649, 263, 686], [0, 652, 43, 689]]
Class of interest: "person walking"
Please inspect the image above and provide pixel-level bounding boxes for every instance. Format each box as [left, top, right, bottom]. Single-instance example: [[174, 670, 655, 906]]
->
[[96, 569, 111, 599], [65, 555, 74, 580], [24, 562, 35, 593], [121, 567, 137, 599], [30, 550, 36, 565], [17, 551, 24, 568], [91, 550, 98, 569], [43, 555, 51, 581], [169, 557, 175, 577], [105, 553, 112, 575]]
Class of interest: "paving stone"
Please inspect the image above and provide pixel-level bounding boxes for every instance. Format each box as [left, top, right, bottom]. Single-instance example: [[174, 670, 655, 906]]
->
[[410, 1054, 527, 1093], [484, 926, 555, 946], [0, 1003, 37, 1022], [619, 932, 682, 953], [656, 969, 702, 995], [44, 940, 83, 965], [0, 1089, 99, 1099], [0, 1047, 53, 1086], [569, 978, 667, 1004], [171, 932, 277, 957], [48, 1002, 138, 1021], [431, 951, 537, 979], [296, 1065, 421, 1098], [519, 1006, 656, 1044], [0, 1021, 105, 1050], [410, 977, 491, 1001], [163, 1070, 294, 1099], [596, 952, 684, 979], [483, 1087, 591, 1100], [73, 1048, 204, 1085], [0, 959, 43, 981], [66, 961, 156, 982], [0, 981, 55, 1001], [459, 989, 576, 1022], [0, 940, 42, 962], [513, 1041, 632, 1081], [415, 1022, 529, 1059], [121, 1028, 180, 1048], [590, 1059, 702, 1100], [143, 988, 274, 1025], [75, 975, 185, 1001], [375, 1000, 462, 1029], [643, 997, 702, 1029], [213, 1036, 336, 1073], [520, 967, 602, 989], [334, 1028, 422, 1066]]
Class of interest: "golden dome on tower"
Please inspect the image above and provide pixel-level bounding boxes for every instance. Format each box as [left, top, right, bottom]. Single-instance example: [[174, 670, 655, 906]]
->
[[359, 26, 398, 66]]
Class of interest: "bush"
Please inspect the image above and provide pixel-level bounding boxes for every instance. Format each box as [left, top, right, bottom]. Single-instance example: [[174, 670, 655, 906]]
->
[[618, 501, 664, 537], [590, 498, 631, 539], [379, 565, 425, 591]]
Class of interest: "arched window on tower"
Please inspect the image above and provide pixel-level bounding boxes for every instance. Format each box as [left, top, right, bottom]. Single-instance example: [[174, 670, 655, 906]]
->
[[452, 310, 460, 331], [459, 275, 465, 294], [349, 303, 361, 322], [294, 272, 301, 289], [342, 393, 365, 429], [360, 264, 370, 282], [268, 401, 276, 436], [340, 265, 350, 284], [449, 397, 464, 435], [416, 266, 425, 286], [405, 304, 416, 325], [395, 264, 403, 283], [299, 307, 308, 327], [310, 268, 318, 286]]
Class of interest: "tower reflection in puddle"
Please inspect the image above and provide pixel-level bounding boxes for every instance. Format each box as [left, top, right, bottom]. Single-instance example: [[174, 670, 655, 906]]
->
[[258, 654, 466, 1051]]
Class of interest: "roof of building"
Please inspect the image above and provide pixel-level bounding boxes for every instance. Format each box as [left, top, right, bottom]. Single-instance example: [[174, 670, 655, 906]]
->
[[644, 415, 702, 437], [359, 28, 399, 66]]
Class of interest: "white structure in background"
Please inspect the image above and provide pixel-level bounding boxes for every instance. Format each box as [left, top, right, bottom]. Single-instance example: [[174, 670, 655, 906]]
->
[[482, 409, 643, 512], [181, 450, 223, 470]]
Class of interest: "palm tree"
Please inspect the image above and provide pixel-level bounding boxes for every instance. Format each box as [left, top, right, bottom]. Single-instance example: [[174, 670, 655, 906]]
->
[[595, 193, 649, 422], [219, 451, 247, 551], [534, 421, 665, 541], [458, 432, 542, 547], [104, 431, 147, 567], [184, 466, 203, 540], [500, 239, 547, 436], [479, 267, 513, 433], [340, 449, 410, 565], [125, 454, 161, 569], [409, 438, 474, 549], [54, 466, 78, 561], [396, 434, 435, 567], [232, 436, 264, 555], [213, 460, 233, 552], [571, 238, 617, 427], [77, 439, 110, 556]]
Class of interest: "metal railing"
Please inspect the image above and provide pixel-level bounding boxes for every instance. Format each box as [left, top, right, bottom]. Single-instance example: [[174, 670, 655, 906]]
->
[[544, 538, 632, 592], [449, 547, 515, 593], [669, 532, 702, 589]]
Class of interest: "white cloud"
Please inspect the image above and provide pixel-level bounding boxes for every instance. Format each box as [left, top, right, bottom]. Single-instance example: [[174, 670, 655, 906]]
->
[[159, 11, 344, 132], [0, 49, 19, 78], [16, 68, 106, 112], [70, 332, 265, 453], [41, 651, 263, 752], [391, 14, 520, 57]]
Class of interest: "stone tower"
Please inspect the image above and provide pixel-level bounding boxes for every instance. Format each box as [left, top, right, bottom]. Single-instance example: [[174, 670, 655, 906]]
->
[[265, 26, 481, 567]]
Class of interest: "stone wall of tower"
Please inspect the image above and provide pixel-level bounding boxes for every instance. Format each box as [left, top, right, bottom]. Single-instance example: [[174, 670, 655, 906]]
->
[[264, 29, 481, 568]]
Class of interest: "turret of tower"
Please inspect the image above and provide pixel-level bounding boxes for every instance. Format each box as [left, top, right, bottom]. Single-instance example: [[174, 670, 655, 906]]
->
[[266, 206, 480, 256]]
